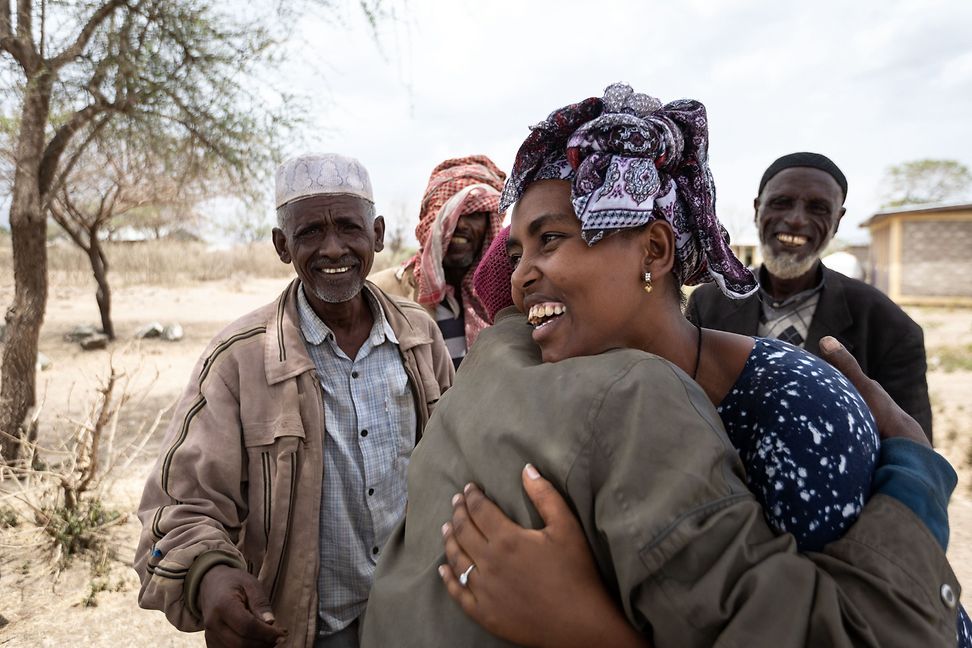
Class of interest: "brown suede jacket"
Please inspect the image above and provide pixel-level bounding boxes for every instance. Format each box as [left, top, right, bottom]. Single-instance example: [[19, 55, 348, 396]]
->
[[134, 279, 453, 648]]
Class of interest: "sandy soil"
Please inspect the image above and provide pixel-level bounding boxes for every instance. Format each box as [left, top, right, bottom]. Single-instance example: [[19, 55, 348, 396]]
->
[[0, 274, 970, 646]]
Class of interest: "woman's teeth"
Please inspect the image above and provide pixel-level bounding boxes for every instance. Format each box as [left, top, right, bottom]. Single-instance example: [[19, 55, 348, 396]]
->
[[527, 303, 566, 326], [776, 233, 808, 247]]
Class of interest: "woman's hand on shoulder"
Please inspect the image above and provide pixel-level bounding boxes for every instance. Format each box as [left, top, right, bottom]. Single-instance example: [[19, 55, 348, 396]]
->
[[438, 464, 650, 648]]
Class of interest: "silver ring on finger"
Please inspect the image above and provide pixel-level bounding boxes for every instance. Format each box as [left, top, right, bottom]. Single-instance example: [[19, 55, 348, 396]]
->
[[459, 563, 476, 587]]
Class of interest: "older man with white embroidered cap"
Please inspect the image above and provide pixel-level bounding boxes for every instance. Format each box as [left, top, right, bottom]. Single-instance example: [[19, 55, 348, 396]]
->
[[134, 153, 454, 648]]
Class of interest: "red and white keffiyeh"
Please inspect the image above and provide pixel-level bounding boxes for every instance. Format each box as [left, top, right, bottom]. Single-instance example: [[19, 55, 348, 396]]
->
[[403, 155, 506, 348]]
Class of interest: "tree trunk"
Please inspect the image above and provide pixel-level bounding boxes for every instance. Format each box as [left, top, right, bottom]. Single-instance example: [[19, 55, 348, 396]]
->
[[0, 74, 53, 464], [88, 234, 114, 339]]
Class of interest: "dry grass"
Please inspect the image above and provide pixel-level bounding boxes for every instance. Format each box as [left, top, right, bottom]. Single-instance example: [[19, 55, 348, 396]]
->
[[0, 233, 414, 288], [929, 344, 972, 373], [0, 276, 968, 647]]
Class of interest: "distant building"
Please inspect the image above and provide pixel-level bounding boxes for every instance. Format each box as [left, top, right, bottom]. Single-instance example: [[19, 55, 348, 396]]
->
[[729, 239, 761, 270], [843, 244, 871, 281], [861, 203, 972, 306], [821, 251, 864, 281]]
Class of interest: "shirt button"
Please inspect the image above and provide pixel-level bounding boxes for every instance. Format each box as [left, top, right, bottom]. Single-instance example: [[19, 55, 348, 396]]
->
[[372, 546, 379, 555], [360, 429, 368, 437], [941, 584, 958, 609], [367, 488, 375, 496], [351, 371, 359, 379]]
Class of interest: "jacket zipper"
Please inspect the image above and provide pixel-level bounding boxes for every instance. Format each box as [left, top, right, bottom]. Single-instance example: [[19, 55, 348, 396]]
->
[[270, 451, 298, 602], [261, 451, 271, 544], [398, 347, 425, 443]]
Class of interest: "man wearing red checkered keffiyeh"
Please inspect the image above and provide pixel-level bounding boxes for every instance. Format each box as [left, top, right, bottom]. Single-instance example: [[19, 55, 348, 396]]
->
[[371, 155, 506, 367]]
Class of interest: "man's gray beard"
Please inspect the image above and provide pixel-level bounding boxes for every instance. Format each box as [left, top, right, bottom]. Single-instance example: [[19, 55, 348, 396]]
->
[[760, 244, 822, 280], [309, 277, 365, 304]]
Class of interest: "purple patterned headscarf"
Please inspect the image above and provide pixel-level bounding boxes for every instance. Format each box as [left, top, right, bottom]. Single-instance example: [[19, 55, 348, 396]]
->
[[499, 83, 758, 300]]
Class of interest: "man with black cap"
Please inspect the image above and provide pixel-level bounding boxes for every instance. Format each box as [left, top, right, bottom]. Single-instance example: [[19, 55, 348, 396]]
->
[[687, 152, 933, 441]]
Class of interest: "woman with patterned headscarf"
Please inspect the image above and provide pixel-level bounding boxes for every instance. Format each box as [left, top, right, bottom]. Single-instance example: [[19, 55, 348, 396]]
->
[[467, 82, 882, 548], [371, 155, 505, 369], [361, 84, 960, 648], [439, 83, 965, 646]]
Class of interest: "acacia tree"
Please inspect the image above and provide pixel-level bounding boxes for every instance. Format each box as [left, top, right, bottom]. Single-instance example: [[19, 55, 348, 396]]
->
[[49, 131, 213, 339], [0, 0, 363, 462], [881, 159, 972, 208]]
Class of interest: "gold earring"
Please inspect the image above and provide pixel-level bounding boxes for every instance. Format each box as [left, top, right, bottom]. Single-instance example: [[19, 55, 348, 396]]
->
[[643, 271, 653, 294]]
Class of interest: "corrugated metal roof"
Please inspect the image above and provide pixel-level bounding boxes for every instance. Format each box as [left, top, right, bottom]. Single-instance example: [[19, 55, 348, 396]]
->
[[861, 202, 972, 228]]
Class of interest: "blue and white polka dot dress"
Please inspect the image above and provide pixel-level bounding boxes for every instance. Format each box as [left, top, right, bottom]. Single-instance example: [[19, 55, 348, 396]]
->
[[717, 337, 879, 552], [717, 337, 970, 645]]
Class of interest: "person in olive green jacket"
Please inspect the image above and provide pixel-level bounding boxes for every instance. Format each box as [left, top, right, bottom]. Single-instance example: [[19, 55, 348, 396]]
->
[[362, 308, 958, 648]]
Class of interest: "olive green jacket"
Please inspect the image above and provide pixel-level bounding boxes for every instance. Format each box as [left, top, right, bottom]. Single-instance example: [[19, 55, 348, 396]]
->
[[361, 309, 959, 648]]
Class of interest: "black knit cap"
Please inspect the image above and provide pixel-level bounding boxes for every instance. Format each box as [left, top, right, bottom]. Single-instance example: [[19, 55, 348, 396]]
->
[[758, 152, 848, 200]]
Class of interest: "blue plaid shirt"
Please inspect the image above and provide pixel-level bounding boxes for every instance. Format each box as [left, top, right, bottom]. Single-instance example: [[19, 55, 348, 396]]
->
[[297, 285, 416, 636]]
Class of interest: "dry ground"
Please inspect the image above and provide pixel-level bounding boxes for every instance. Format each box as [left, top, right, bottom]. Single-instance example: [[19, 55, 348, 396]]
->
[[0, 264, 970, 647]]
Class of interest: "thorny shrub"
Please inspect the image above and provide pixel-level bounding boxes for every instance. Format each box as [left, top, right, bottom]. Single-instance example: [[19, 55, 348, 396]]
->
[[0, 351, 168, 572]]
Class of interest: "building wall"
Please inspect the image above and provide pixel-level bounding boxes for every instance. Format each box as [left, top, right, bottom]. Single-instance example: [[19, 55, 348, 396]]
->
[[870, 225, 891, 294], [845, 244, 871, 282], [900, 218, 972, 298]]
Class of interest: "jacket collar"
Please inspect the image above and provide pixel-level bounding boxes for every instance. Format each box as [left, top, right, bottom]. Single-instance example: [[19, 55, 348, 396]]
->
[[264, 279, 315, 385], [264, 279, 434, 386], [296, 283, 399, 348], [804, 264, 854, 355], [706, 286, 763, 335], [371, 281, 435, 352]]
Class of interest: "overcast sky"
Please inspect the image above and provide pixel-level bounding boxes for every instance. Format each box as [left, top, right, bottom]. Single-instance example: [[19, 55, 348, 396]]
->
[[3, 1, 969, 245], [281, 0, 972, 245]]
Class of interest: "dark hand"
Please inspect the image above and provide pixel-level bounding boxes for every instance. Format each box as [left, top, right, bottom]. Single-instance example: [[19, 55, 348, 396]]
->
[[439, 464, 649, 648], [198, 565, 287, 648], [819, 336, 929, 447]]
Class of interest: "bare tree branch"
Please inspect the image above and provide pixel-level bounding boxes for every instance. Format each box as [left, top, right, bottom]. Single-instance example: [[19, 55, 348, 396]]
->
[[0, 37, 34, 69], [49, 199, 87, 251], [49, 0, 127, 69], [15, 0, 30, 41], [0, 0, 36, 69], [38, 102, 112, 195], [1, 1, 12, 39], [43, 114, 111, 208]]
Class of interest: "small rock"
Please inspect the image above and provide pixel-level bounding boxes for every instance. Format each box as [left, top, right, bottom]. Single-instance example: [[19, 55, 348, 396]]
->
[[162, 323, 184, 342], [36, 352, 53, 371], [63, 325, 99, 342], [135, 322, 165, 339], [79, 334, 109, 351]]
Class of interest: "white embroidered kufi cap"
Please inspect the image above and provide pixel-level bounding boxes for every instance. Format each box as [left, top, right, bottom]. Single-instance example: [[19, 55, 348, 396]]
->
[[275, 153, 374, 208]]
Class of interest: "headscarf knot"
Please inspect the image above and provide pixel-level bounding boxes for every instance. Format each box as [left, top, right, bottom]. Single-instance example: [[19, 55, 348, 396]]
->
[[499, 83, 757, 299]]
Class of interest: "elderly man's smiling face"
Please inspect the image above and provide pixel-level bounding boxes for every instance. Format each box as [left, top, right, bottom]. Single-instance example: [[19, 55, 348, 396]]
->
[[273, 194, 384, 308], [755, 167, 846, 280]]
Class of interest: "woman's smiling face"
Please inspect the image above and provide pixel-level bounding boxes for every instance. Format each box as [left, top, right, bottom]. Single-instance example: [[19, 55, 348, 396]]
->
[[507, 179, 650, 363]]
